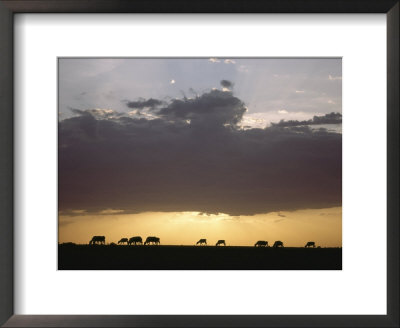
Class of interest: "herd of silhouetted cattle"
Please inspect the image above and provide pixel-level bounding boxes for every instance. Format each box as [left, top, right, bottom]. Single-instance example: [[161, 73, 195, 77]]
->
[[88, 236, 319, 248]]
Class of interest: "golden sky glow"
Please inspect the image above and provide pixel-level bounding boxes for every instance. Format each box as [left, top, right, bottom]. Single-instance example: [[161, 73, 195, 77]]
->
[[59, 207, 341, 247]]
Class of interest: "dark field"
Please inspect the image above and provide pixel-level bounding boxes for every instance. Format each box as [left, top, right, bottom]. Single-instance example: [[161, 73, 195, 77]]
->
[[58, 244, 342, 270]]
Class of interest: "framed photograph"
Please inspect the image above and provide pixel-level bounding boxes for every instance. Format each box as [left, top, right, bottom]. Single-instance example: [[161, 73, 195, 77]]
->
[[0, 1, 398, 327]]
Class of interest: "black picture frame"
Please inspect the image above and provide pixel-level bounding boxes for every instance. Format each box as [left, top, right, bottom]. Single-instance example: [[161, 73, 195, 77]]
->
[[0, 1, 398, 327]]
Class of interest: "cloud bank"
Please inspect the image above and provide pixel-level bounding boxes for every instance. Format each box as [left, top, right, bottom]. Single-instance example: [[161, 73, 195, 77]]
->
[[271, 112, 342, 127], [59, 88, 341, 216]]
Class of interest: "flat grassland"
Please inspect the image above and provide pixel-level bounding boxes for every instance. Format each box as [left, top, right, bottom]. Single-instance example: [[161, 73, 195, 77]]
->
[[58, 244, 341, 270]]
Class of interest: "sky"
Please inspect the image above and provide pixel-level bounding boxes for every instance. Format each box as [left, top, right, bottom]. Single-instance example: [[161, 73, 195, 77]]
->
[[58, 58, 342, 246], [59, 58, 342, 127]]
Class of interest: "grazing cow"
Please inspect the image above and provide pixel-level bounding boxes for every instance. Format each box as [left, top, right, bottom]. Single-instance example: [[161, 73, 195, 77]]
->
[[128, 236, 143, 245], [89, 236, 105, 245], [273, 240, 284, 248], [255, 240, 268, 247], [216, 240, 226, 246], [305, 241, 316, 248], [144, 236, 160, 245], [196, 239, 207, 245], [118, 238, 128, 245], [61, 242, 76, 246]]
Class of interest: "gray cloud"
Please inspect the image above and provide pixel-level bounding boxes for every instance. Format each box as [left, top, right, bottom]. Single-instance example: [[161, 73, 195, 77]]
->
[[220, 80, 233, 88], [59, 90, 341, 216], [126, 98, 163, 109]]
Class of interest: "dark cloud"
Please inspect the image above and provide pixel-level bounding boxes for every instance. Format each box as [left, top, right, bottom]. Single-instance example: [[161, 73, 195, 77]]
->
[[220, 80, 233, 88], [154, 89, 246, 128], [59, 90, 341, 216], [126, 98, 163, 109], [69, 108, 121, 119], [272, 112, 342, 128]]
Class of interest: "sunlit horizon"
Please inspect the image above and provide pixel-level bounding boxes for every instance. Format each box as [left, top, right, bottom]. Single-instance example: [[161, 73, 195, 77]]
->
[[59, 206, 342, 247]]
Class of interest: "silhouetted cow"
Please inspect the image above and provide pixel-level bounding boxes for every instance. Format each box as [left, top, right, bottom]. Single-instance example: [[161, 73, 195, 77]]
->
[[216, 240, 226, 246], [305, 241, 316, 248], [89, 236, 105, 245], [144, 236, 160, 245], [118, 238, 128, 245], [128, 236, 143, 245], [273, 240, 284, 248], [255, 240, 268, 247], [196, 239, 207, 245]]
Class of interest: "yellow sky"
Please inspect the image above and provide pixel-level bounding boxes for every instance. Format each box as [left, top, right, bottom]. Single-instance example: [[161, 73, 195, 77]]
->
[[59, 207, 341, 247]]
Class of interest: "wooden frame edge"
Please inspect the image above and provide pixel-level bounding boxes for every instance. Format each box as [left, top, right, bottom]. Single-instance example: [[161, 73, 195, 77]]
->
[[0, 0, 14, 327]]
